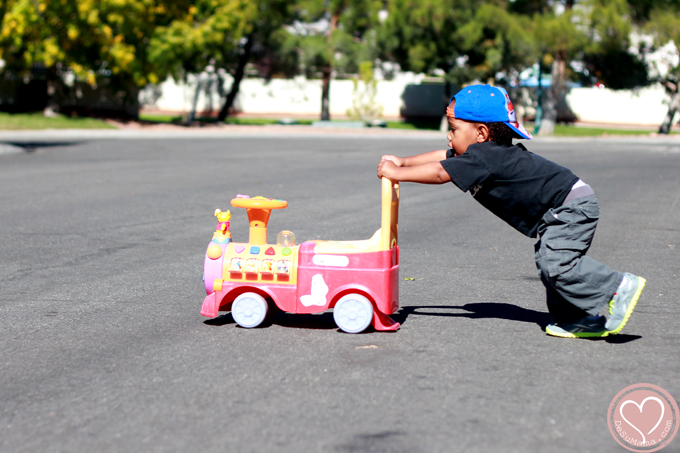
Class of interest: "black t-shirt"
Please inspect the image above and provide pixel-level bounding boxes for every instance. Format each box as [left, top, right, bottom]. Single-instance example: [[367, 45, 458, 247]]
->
[[440, 141, 579, 238]]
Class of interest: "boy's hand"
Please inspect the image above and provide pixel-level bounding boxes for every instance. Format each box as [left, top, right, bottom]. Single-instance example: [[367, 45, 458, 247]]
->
[[377, 159, 398, 180], [378, 155, 405, 180], [380, 155, 405, 167]]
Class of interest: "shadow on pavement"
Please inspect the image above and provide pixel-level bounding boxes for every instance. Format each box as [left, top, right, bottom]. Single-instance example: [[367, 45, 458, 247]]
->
[[605, 334, 641, 344], [393, 303, 553, 328], [203, 311, 338, 331], [203, 313, 235, 326], [202, 303, 642, 341], [1, 141, 84, 152], [392, 303, 642, 342]]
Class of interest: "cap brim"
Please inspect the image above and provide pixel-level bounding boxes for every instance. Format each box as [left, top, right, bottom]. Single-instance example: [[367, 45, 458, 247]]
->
[[506, 121, 532, 140]]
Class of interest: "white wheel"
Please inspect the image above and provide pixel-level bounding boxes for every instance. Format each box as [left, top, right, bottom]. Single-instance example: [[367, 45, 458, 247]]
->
[[232, 292, 268, 328], [333, 294, 374, 333]]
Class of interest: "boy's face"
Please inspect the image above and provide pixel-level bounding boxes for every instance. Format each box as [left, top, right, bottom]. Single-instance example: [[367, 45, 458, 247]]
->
[[446, 115, 483, 156]]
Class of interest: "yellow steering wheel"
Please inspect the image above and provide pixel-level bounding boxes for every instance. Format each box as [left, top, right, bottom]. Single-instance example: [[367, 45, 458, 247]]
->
[[230, 197, 288, 245]]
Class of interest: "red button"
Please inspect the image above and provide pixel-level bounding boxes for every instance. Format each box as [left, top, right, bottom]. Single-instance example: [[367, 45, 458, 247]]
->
[[265, 247, 276, 256]]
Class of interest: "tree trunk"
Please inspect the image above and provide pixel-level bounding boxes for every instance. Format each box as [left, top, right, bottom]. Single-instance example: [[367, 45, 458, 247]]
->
[[187, 75, 203, 123], [533, 62, 544, 134], [43, 79, 59, 118], [538, 89, 557, 135], [320, 13, 339, 121], [539, 0, 572, 136], [217, 34, 254, 122], [321, 65, 331, 121], [440, 80, 453, 132], [659, 89, 680, 134], [538, 53, 566, 136]]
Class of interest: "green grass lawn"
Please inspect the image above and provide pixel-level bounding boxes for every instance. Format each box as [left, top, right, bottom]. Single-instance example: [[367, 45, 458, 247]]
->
[[139, 114, 434, 129], [138, 114, 316, 126], [531, 123, 670, 137], [1, 111, 675, 136], [0, 112, 116, 130]]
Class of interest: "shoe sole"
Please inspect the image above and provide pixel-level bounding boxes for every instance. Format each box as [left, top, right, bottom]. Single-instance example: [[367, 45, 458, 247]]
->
[[607, 277, 646, 335], [546, 326, 609, 338]]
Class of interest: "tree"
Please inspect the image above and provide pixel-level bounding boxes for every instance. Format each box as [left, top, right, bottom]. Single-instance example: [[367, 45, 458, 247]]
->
[[530, 4, 586, 134], [149, 0, 294, 122], [283, 0, 381, 121], [455, 4, 537, 120], [0, 0, 186, 116], [378, 0, 536, 130], [646, 5, 680, 133], [378, 0, 481, 106], [507, 0, 654, 135], [581, 0, 648, 90]]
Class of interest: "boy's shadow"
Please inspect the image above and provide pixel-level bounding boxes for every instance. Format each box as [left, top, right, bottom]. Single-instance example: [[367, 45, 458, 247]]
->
[[392, 303, 641, 343], [393, 303, 552, 327]]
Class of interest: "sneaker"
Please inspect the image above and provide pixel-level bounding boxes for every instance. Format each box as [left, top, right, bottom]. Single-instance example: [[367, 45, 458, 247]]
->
[[605, 273, 646, 334], [546, 315, 609, 338]]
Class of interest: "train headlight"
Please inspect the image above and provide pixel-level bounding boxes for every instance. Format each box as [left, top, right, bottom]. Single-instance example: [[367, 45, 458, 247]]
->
[[207, 244, 223, 260]]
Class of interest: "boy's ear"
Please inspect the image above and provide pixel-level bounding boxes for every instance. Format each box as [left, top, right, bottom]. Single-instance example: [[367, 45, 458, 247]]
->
[[476, 123, 491, 143]]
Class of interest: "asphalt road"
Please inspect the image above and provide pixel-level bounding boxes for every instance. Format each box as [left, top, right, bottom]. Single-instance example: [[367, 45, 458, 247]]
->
[[1, 132, 679, 453]]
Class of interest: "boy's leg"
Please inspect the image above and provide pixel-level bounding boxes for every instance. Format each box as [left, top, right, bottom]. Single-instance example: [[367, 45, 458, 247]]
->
[[535, 196, 626, 336], [540, 272, 589, 324]]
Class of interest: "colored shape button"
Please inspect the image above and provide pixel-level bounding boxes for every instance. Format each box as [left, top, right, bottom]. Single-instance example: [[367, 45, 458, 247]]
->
[[282, 247, 292, 256], [249, 246, 260, 255], [265, 247, 276, 256]]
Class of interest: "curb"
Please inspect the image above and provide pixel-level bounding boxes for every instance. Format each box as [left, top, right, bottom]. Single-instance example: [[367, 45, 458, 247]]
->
[[1, 125, 679, 144]]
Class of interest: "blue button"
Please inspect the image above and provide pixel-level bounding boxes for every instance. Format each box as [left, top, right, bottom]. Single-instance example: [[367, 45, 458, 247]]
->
[[250, 246, 260, 255]]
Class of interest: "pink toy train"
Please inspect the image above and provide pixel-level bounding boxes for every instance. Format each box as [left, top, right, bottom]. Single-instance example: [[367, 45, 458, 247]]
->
[[201, 178, 401, 333]]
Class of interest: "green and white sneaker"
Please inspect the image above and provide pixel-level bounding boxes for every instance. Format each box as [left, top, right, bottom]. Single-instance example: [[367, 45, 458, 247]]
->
[[605, 273, 646, 334], [546, 315, 609, 338]]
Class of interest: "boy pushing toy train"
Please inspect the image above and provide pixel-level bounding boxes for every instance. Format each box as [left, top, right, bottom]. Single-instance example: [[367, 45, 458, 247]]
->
[[377, 84, 645, 338]]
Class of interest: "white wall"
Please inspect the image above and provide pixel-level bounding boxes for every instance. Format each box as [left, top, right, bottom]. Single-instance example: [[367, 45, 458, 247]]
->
[[566, 85, 675, 126], [140, 73, 447, 118], [141, 75, 678, 127]]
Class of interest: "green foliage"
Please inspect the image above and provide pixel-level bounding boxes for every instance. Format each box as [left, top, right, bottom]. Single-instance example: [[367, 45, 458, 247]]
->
[[148, 0, 294, 81], [646, 4, 680, 64], [627, 0, 680, 23], [532, 9, 586, 60], [0, 111, 116, 129], [583, 0, 634, 52], [645, 2, 680, 112], [278, 0, 382, 77], [378, 0, 537, 91], [0, 0, 187, 86], [148, 0, 256, 80], [0, 0, 674, 124], [576, 0, 651, 89], [456, 4, 537, 84], [378, 0, 482, 76]]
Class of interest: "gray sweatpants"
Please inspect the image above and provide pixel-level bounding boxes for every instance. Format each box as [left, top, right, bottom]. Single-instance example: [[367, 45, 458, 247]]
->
[[534, 195, 624, 323]]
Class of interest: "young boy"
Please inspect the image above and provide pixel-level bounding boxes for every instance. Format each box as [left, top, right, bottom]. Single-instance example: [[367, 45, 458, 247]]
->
[[377, 84, 646, 338]]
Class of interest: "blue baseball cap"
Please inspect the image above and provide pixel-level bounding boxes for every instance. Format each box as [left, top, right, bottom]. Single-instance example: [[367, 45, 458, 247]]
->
[[447, 84, 532, 140]]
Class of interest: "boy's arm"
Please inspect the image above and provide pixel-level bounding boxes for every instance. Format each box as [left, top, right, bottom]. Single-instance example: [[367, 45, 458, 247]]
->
[[378, 160, 451, 184], [381, 149, 448, 168]]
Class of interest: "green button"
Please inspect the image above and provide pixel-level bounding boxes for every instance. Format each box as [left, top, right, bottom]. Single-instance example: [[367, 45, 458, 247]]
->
[[282, 247, 291, 256]]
